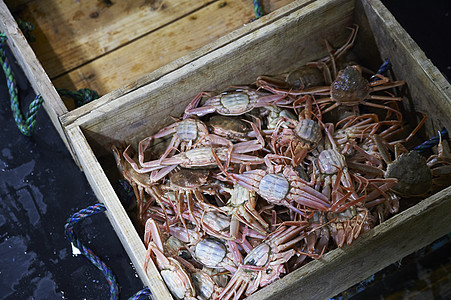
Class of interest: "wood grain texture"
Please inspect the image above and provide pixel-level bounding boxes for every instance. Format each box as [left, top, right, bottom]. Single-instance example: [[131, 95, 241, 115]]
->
[[60, 0, 313, 126], [66, 125, 173, 300], [52, 0, 295, 96], [65, 0, 354, 156], [51, 0, 258, 95], [12, 0, 212, 78], [11, 0, 295, 97]]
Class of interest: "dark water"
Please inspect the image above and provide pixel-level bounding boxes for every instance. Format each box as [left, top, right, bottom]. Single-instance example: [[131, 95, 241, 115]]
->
[[1, 1, 450, 299], [0, 46, 144, 299]]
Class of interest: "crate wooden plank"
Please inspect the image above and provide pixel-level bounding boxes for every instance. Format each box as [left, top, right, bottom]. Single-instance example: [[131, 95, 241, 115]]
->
[[60, 0, 314, 125], [11, 0, 295, 97], [0, 0, 79, 163], [12, 0, 212, 79], [57, 0, 451, 298], [50, 0, 267, 95], [66, 125, 173, 300]]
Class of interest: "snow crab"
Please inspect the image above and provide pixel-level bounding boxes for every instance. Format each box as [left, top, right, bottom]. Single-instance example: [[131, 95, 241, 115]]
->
[[231, 154, 331, 214], [326, 205, 370, 247], [138, 117, 233, 164], [206, 115, 253, 142], [270, 95, 323, 166], [312, 65, 406, 117], [306, 124, 366, 212], [219, 183, 269, 237], [219, 223, 308, 299], [183, 87, 290, 118], [143, 218, 197, 300], [256, 24, 360, 97]]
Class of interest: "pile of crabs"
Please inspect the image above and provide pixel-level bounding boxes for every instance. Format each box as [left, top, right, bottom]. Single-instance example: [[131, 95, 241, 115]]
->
[[112, 25, 450, 300]]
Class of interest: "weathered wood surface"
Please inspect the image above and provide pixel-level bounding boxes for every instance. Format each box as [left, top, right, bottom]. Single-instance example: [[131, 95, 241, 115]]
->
[[0, 0, 79, 163], [247, 187, 451, 300], [10, 0, 295, 96], [64, 0, 354, 154], [66, 125, 173, 300], [60, 0, 315, 125], [12, 0, 212, 79]]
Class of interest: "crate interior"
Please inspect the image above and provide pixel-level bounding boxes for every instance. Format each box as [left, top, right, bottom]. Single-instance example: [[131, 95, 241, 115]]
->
[[7, 0, 296, 109], [67, 0, 451, 298]]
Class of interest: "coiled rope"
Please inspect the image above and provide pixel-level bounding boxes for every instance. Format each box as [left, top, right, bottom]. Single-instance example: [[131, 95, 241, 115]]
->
[[65, 203, 119, 300], [1, 32, 43, 136], [57, 87, 99, 107], [65, 203, 152, 300], [0, 31, 99, 136]]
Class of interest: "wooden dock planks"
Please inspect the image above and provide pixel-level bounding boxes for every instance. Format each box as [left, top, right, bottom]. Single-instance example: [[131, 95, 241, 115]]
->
[[10, 0, 294, 96]]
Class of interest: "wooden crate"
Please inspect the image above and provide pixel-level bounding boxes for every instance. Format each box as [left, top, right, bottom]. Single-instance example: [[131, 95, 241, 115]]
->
[[61, 0, 451, 298]]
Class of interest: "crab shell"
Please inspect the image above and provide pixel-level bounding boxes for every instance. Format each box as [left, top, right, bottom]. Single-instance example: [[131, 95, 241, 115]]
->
[[331, 66, 370, 104], [206, 90, 261, 115], [386, 150, 432, 197]]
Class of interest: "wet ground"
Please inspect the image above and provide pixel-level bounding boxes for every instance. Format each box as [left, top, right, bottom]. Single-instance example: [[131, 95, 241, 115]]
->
[[0, 38, 144, 300], [1, 1, 450, 299]]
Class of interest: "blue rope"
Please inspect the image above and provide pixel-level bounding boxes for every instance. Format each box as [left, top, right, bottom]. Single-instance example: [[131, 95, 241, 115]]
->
[[64, 203, 119, 300], [370, 59, 392, 82], [252, 0, 264, 19], [414, 128, 448, 153], [65, 203, 153, 299], [128, 287, 152, 300], [1, 32, 44, 136]]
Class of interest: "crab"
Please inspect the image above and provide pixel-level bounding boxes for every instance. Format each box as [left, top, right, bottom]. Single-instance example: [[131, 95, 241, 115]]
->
[[357, 134, 433, 197], [291, 211, 330, 270], [255, 25, 360, 97], [311, 65, 406, 117], [219, 183, 270, 237], [158, 168, 216, 235], [138, 117, 234, 164], [260, 104, 298, 130], [206, 115, 253, 142], [255, 65, 327, 97], [169, 226, 242, 275], [124, 143, 266, 177], [183, 87, 291, 118], [230, 154, 331, 215], [326, 205, 371, 248], [112, 145, 176, 226], [333, 113, 400, 156], [175, 256, 224, 300], [270, 95, 323, 166], [305, 124, 366, 212], [218, 223, 308, 299], [143, 218, 197, 300]]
